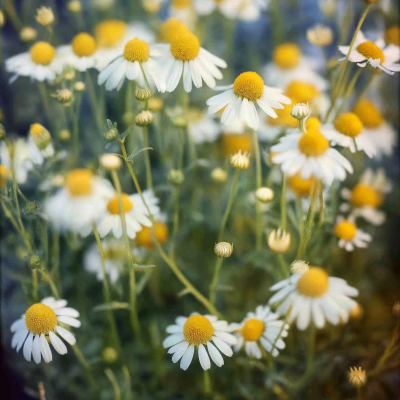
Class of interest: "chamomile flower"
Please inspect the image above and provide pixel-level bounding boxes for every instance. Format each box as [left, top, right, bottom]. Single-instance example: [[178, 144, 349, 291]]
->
[[334, 216, 372, 252], [230, 305, 289, 359], [262, 43, 327, 90], [187, 108, 221, 144], [271, 127, 353, 186], [89, 190, 160, 239], [169, 0, 197, 29], [163, 313, 237, 370], [10, 297, 80, 363], [353, 99, 397, 159], [321, 113, 376, 158], [338, 31, 400, 75], [28, 123, 54, 160], [136, 215, 169, 248], [98, 37, 166, 92], [6, 41, 64, 83], [207, 71, 291, 130], [269, 267, 359, 330], [154, 31, 227, 92], [340, 169, 391, 226], [45, 169, 114, 233]]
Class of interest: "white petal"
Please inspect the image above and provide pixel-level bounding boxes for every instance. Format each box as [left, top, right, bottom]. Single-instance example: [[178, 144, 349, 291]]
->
[[207, 342, 224, 367], [49, 331, 67, 355], [23, 333, 34, 361], [162, 333, 185, 348], [32, 335, 42, 364], [40, 334, 52, 363], [57, 316, 81, 328], [56, 326, 76, 345], [180, 345, 195, 370], [198, 344, 211, 370]]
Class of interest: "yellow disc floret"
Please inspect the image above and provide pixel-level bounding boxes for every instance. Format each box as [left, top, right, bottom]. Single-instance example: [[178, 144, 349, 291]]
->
[[65, 169, 94, 197], [353, 99, 383, 128], [30, 41, 55, 65], [306, 117, 321, 131], [298, 130, 329, 156], [350, 183, 383, 208], [296, 267, 329, 297], [288, 173, 318, 197], [95, 19, 127, 48], [334, 220, 357, 241], [123, 38, 150, 62], [170, 31, 200, 61], [285, 80, 320, 103], [356, 41, 385, 63], [160, 18, 189, 43], [30, 123, 44, 137], [71, 33, 97, 57], [25, 303, 57, 335], [135, 222, 169, 248], [334, 113, 363, 137], [172, 0, 192, 8], [107, 194, 133, 214], [241, 319, 265, 342], [233, 72, 264, 101], [273, 43, 301, 69], [183, 315, 214, 346], [385, 26, 400, 46]]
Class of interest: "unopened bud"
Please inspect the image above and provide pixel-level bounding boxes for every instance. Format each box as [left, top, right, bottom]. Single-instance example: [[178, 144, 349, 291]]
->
[[135, 86, 152, 101], [28, 255, 42, 269], [230, 151, 250, 170], [20, 27, 38, 42], [255, 187, 274, 203], [30, 123, 51, 150], [291, 103, 311, 120], [307, 24, 333, 47], [59, 129, 71, 142], [0, 11, 5, 27], [349, 367, 366, 388], [148, 97, 163, 112], [291, 260, 309, 274], [172, 116, 187, 128], [136, 110, 153, 126], [105, 125, 118, 141], [319, 0, 336, 16], [64, 69, 76, 81], [143, 0, 162, 13], [74, 81, 85, 92], [54, 89, 73, 105], [168, 169, 184, 186], [268, 229, 291, 253], [349, 303, 363, 320], [102, 347, 118, 363], [214, 242, 233, 258], [211, 168, 228, 183], [36, 6, 54, 26], [67, 0, 82, 13], [100, 154, 122, 171]]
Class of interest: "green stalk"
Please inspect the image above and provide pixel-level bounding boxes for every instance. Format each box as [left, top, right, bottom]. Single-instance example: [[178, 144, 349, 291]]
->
[[280, 174, 287, 231], [72, 345, 96, 391], [334, 68, 363, 118], [85, 70, 104, 133], [209, 257, 224, 305], [253, 130, 263, 250], [306, 323, 316, 373], [142, 125, 153, 190]]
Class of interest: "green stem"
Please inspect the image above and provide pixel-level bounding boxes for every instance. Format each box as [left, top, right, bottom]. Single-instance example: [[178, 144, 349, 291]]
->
[[218, 170, 240, 242], [39, 270, 60, 299], [105, 369, 121, 400], [253, 130, 263, 250], [280, 174, 287, 231], [142, 126, 153, 190], [306, 323, 316, 373], [32, 269, 38, 302], [85, 70, 104, 133], [318, 183, 324, 226], [93, 224, 122, 354], [204, 369, 212, 395], [277, 253, 289, 279], [334, 68, 363, 118], [72, 345, 96, 391], [209, 257, 224, 305], [110, 170, 141, 339], [354, 70, 377, 104], [37, 82, 56, 133], [169, 186, 180, 259]]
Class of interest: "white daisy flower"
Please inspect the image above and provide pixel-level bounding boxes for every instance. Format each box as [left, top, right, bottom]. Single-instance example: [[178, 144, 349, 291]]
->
[[187, 108, 221, 144], [44, 169, 114, 233], [154, 31, 227, 93], [353, 99, 397, 159], [207, 71, 291, 130], [334, 216, 372, 252], [262, 43, 327, 90], [321, 112, 376, 158], [6, 41, 64, 83], [163, 313, 237, 370], [340, 168, 391, 226], [269, 267, 359, 330], [28, 123, 54, 160], [98, 37, 166, 92], [169, 0, 197, 29], [230, 305, 289, 359], [10, 297, 80, 364], [271, 127, 353, 186], [87, 189, 160, 239], [338, 31, 400, 75]]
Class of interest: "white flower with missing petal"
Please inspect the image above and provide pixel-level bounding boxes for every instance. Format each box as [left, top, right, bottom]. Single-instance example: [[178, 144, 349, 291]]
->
[[10, 297, 80, 364], [334, 216, 372, 252], [163, 313, 237, 370]]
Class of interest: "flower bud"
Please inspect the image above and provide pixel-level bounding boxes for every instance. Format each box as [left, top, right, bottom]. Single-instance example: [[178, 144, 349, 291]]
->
[[0, 124, 6, 141], [123, 111, 136, 126], [74, 81, 85, 92], [105, 126, 118, 141], [0, 11, 5, 27], [255, 187, 274, 203], [100, 154, 122, 171], [64, 69, 76, 81], [319, 0, 336, 16], [135, 86, 152, 101], [348, 367, 366, 388], [0, 165, 11, 189], [211, 168, 228, 183], [349, 303, 363, 320], [148, 97, 163, 112], [93, 0, 115, 10], [230, 151, 250, 170], [291, 103, 311, 120], [36, 6, 54, 26], [136, 110, 153, 126], [102, 347, 118, 363], [67, 0, 82, 13], [393, 302, 400, 318], [20, 27, 38, 42], [28, 255, 42, 269], [54, 89, 73, 105], [30, 123, 51, 150], [291, 260, 309, 274], [307, 24, 333, 47], [168, 169, 184, 186], [214, 242, 233, 258], [172, 116, 187, 128], [143, 0, 162, 13], [59, 129, 71, 142], [268, 229, 291, 253]]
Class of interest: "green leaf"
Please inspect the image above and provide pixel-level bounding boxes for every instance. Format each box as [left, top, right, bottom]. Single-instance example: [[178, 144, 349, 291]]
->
[[93, 302, 130, 312]]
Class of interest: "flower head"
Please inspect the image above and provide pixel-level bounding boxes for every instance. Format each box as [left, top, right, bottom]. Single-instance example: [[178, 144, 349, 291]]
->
[[307, 24, 333, 47], [349, 367, 366, 387], [230, 151, 250, 169], [214, 242, 233, 258]]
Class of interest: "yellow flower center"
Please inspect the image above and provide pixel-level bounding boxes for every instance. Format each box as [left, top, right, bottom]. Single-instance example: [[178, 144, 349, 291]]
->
[[334, 220, 357, 241], [25, 303, 57, 335], [95, 19, 127, 48], [350, 183, 383, 208], [356, 41, 385, 63], [296, 267, 329, 297], [288, 173, 318, 197], [273, 43, 301, 69], [71, 33, 97, 57], [30, 123, 44, 137], [65, 169, 94, 197], [183, 315, 214, 346], [221, 133, 252, 156], [334, 113, 363, 137], [0, 165, 10, 189], [241, 319, 265, 342], [285, 80, 320, 103], [353, 99, 383, 128], [172, 0, 192, 9], [306, 117, 321, 131], [233, 71, 264, 101], [30, 41, 55, 65], [298, 130, 329, 157], [170, 32, 200, 61], [268, 102, 297, 128], [107, 194, 133, 215], [123, 38, 150, 62], [135, 222, 169, 248], [385, 26, 400, 46], [160, 18, 189, 43]]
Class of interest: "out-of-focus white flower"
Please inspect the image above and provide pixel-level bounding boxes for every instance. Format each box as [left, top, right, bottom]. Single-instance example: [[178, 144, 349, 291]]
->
[[307, 24, 333, 47], [334, 216, 372, 252], [187, 108, 221, 144]]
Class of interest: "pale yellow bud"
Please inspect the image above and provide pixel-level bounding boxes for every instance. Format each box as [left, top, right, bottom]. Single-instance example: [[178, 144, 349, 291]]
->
[[307, 24, 334, 47], [255, 187, 274, 203], [0, 11, 5, 27], [349, 303, 363, 320], [348, 367, 366, 388], [214, 242, 233, 258], [100, 154, 122, 171], [290, 260, 309, 274], [36, 6, 54, 26], [135, 86, 152, 101], [230, 151, 250, 170], [148, 97, 163, 112], [268, 229, 291, 253], [143, 0, 162, 14], [30, 123, 51, 150], [136, 110, 153, 126], [74, 81, 85, 92], [67, 0, 82, 13], [102, 347, 118, 363], [211, 168, 228, 183], [20, 27, 38, 42], [59, 129, 71, 142]]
